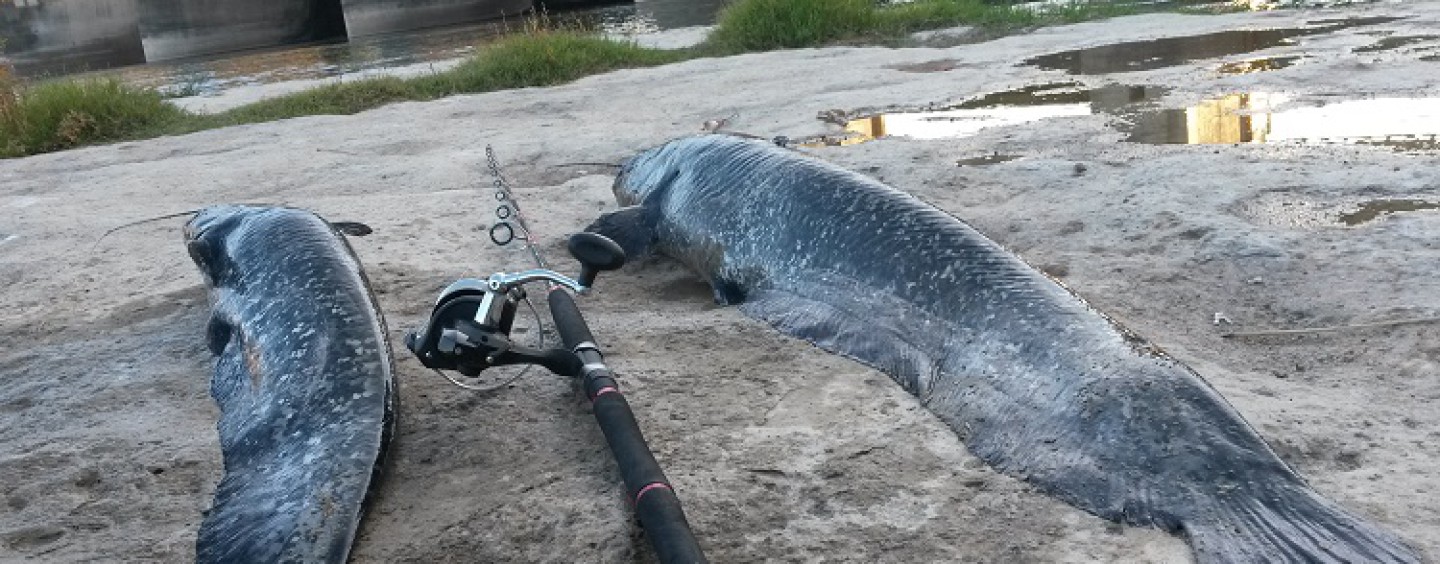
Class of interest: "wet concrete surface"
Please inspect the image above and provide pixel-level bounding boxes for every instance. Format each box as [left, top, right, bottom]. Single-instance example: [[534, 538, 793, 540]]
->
[[1339, 199, 1440, 226], [1234, 194, 1440, 228]]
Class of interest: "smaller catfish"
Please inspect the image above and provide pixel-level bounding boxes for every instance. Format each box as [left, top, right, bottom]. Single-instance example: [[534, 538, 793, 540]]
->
[[587, 134, 1420, 563], [185, 205, 395, 564]]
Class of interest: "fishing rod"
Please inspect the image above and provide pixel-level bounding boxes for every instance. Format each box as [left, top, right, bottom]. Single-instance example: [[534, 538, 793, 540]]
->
[[404, 147, 707, 564]]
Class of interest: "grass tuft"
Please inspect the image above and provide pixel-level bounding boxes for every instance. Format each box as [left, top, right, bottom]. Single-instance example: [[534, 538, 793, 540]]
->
[[204, 77, 422, 128], [708, 0, 877, 52], [0, 78, 184, 157], [416, 30, 686, 95], [708, 0, 1153, 51]]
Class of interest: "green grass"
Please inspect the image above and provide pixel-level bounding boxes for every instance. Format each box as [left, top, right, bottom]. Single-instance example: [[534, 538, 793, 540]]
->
[[0, 78, 185, 157], [706, 0, 1152, 52], [707, 0, 878, 52], [413, 31, 686, 96], [0, 0, 1192, 158], [1, 30, 683, 155]]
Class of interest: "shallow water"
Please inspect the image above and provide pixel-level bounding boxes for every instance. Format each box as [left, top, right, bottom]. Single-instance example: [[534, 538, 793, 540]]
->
[[45, 0, 728, 97]]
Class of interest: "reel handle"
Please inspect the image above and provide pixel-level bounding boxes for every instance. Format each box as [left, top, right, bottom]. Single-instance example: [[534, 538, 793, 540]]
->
[[568, 233, 626, 289]]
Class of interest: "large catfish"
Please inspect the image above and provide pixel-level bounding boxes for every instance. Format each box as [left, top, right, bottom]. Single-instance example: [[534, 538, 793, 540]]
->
[[586, 135, 1419, 563]]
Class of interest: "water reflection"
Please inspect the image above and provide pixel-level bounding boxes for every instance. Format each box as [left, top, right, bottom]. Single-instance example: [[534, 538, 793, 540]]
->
[[803, 83, 1167, 146], [563, 0, 730, 34], [1338, 199, 1440, 226], [1122, 95, 1440, 150], [1216, 55, 1300, 75], [809, 83, 1440, 153], [27, 0, 729, 95], [1354, 34, 1439, 53], [86, 20, 518, 95], [1023, 17, 1402, 75]]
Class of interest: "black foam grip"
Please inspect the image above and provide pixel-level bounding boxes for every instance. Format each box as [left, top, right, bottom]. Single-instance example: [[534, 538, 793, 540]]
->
[[592, 393, 669, 496], [547, 289, 596, 349], [593, 393, 707, 563], [636, 488, 708, 564]]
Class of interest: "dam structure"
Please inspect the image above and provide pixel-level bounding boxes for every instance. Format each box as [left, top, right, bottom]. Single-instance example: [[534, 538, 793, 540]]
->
[[1, 0, 536, 75], [0, 0, 146, 76]]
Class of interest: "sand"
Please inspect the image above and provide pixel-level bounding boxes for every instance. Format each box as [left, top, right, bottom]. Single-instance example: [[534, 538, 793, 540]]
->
[[1, 3, 1436, 562]]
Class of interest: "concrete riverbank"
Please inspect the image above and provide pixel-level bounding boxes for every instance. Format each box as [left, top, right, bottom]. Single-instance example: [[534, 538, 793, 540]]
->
[[1, 3, 1436, 561]]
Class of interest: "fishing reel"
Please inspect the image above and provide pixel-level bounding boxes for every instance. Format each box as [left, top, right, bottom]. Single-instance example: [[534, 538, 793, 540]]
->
[[404, 232, 626, 378]]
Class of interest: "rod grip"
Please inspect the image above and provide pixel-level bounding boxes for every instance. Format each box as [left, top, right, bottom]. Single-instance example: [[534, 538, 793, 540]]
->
[[547, 289, 596, 349]]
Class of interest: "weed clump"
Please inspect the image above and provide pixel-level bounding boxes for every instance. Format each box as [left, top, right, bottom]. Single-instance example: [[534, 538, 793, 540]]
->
[[417, 31, 685, 95], [708, 0, 877, 52], [0, 78, 183, 157], [707, 0, 1148, 52], [202, 76, 422, 128]]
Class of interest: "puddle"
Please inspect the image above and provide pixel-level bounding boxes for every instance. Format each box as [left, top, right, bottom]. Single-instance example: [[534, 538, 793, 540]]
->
[[1354, 34, 1440, 53], [807, 84, 1440, 152], [1338, 199, 1440, 225], [44, 0, 730, 96], [1216, 55, 1302, 75], [888, 59, 966, 73], [801, 83, 1168, 146], [957, 154, 1021, 166], [1237, 195, 1440, 228], [1023, 17, 1403, 75], [1121, 94, 1440, 149]]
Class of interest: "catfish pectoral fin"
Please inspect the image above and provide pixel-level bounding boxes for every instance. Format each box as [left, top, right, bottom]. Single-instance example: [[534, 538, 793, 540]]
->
[[739, 286, 939, 398], [585, 205, 658, 260]]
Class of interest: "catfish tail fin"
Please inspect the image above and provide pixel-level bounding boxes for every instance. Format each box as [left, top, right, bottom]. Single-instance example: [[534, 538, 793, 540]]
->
[[1183, 483, 1420, 564]]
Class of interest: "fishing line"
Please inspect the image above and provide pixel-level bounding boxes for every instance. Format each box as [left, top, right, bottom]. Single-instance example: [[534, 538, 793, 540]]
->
[[436, 145, 551, 392], [487, 145, 550, 271]]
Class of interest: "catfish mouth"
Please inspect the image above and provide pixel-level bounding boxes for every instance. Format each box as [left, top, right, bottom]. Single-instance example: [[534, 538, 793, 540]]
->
[[183, 208, 226, 243], [613, 182, 641, 207], [184, 205, 260, 243], [184, 206, 257, 284], [612, 157, 642, 207]]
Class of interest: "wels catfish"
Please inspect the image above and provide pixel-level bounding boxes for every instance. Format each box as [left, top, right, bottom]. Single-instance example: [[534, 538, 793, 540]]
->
[[186, 205, 395, 564], [587, 135, 1419, 563]]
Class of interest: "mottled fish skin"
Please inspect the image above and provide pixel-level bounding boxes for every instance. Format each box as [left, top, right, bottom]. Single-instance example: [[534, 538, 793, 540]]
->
[[594, 135, 1421, 564], [186, 206, 396, 564]]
